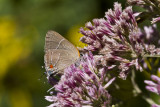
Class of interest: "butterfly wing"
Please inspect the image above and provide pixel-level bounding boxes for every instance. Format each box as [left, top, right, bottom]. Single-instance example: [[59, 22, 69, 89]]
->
[[44, 30, 80, 73]]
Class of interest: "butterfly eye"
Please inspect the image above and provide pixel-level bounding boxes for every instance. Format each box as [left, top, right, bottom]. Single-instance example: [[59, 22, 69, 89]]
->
[[49, 64, 54, 68]]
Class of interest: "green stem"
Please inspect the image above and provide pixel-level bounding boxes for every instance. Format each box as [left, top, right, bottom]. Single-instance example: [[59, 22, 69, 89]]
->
[[143, 55, 160, 58], [131, 70, 141, 94]]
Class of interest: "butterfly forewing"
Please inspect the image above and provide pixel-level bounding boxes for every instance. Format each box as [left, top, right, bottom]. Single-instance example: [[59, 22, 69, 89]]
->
[[44, 30, 80, 73]]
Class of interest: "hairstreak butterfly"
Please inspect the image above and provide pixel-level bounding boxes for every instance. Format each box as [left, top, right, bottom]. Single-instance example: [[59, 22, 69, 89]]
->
[[44, 30, 80, 84]]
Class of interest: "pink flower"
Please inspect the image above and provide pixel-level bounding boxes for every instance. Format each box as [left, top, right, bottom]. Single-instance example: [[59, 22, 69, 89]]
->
[[45, 52, 115, 107], [145, 75, 160, 95], [152, 17, 160, 24], [80, 2, 144, 79]]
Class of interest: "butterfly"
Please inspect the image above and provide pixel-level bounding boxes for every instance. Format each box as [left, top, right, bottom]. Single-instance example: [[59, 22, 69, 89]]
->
[[44, 30, 80, 85]]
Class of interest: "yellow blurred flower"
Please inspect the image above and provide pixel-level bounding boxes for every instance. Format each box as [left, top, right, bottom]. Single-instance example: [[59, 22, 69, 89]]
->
[[0, 16, 36, 79], [66, 25, 86, 48]]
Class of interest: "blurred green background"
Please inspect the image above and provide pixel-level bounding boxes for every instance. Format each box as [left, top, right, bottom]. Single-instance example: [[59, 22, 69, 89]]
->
[[0, 0, 125, 107]]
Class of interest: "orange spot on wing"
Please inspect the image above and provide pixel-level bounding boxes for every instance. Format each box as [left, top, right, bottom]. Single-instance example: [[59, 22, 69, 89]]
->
[[50, 64, 53, 68]]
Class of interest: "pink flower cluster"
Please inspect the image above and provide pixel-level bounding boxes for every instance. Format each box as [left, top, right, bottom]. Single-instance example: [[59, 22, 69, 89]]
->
[[45, 53, 115, 107]]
